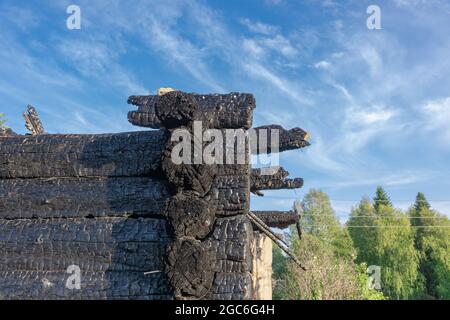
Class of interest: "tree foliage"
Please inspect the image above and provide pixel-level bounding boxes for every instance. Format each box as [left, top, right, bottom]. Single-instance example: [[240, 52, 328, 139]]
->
[[409, 193, 450, 299], [273, 190, 384, 300], [0, 113, 7, 129], [373, 186, 392, 212], [348, 190, 424, 299]]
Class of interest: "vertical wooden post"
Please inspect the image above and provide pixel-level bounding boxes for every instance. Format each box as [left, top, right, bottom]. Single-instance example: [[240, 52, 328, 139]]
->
[[252, 232, 273, 300]]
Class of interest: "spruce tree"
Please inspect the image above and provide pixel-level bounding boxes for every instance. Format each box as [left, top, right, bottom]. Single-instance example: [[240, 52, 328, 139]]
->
[[409, 193, 450, 299], [414, 192, 431, 213], [349, 189, 423, 299], [373, 186, 392, 212]]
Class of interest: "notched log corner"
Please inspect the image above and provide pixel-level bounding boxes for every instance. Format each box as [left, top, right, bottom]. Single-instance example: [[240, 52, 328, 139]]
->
[[161, 138, 218, 196], [166, 238, 216, 300], [166, 194, 216, 239]]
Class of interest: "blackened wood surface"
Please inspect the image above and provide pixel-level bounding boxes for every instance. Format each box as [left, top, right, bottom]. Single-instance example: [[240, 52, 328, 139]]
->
[[205, 215, 254, 299], [0, 217, 172, 299], [128, 93, 255, 129], [0, 271, 171, 300], [0, 131, 166, 179], [252, 125, 310, 154], [252, 210, 299, 229], [250, 167, 303, 194], [0, 177, 170, 219]]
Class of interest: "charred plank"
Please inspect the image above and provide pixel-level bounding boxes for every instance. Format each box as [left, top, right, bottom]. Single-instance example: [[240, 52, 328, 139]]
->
[[128, 92, 255, 129], [252, 125, 309, 154], [250, 167, 303, 196], [0, 177, 170, 219], [0, 271, 170, 300], [252, 210, 299, 229], [0, 131, 166, 178]]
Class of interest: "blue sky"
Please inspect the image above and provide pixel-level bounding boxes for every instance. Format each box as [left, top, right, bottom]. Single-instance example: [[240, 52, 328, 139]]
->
[[1, 0, 450, 219]]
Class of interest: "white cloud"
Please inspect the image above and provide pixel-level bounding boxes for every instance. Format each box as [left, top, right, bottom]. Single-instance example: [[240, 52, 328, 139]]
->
[[421, 97, 450, 141], [243, 62, 312, 106], [240, 18, 279, 35], [314, 60, 331, 69]]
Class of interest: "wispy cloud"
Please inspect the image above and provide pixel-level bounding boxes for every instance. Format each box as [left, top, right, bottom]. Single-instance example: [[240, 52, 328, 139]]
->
[[421, 97, 450, 142]]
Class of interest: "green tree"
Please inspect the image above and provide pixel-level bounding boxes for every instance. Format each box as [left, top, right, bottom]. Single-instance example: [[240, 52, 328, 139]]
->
[[409, 193, 450, 299], [273, 189, 384, 300], [373, 186, 392, 212], [296, 189, 355, 260], [0, 113, 7, 129], [348, 189, 424, 299]]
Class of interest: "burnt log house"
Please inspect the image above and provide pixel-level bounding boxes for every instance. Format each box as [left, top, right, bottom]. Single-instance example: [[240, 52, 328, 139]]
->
[[0, 90, 309, 299]]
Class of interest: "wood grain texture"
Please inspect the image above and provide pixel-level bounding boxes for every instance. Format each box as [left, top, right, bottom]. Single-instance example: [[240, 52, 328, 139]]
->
[[250, 167, 303, 195], [252, 125, 310, 154], [0, 217, 172, 299], [252, 210, 299, 229], [0, 271, 171, 300], [0, 131, 166, 178], [0, 177, 170, 219], [128, 93, 255, 129]]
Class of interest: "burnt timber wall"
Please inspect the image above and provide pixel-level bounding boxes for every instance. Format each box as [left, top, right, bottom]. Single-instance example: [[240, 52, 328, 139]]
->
[[0, 90, 309, 300]]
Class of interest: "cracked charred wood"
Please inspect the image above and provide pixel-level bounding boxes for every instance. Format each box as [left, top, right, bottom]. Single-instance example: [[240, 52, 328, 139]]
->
[[251, 125, 310, 154], [23, 105, 45, 135], [207, 272, 253, 300], [211, 175, 249, 216], [155, 91, 198, 128], [0, 217, 171, 243], [252, 210, 299, 229], [0, 217, 172, 299], [161, 135, 218, 196], [250, 167, 303, 196], [205, 215, 253, 275], [0, 271, 171, 300], [0, 131, 166, 178], [166, 237, 216, 299], [0, 177, 170, 219], [128, 92, 255, 129], [166, 193, 216, 239]]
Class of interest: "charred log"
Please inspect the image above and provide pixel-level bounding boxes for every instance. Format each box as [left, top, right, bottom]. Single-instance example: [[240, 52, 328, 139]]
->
[[128, 93, 255, 130], [250, 166, 303, 196], [166, 193, 216, 239], [251, 125, 309, 154], [0, 131, 166, 178], [166, 237, 216, 299], [252, 210, 299, 229], [0, 177, 170, 219]]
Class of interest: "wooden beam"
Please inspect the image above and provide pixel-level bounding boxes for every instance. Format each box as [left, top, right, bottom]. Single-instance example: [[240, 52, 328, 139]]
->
[[252, 210, 299, 229], [128, 92, 255, 129], [0, 217, 172, 299], [252, 125, 310, 154], [251, 167, 303, 196], [0, 131, 166, 179], [0, 177, 170, 219]]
